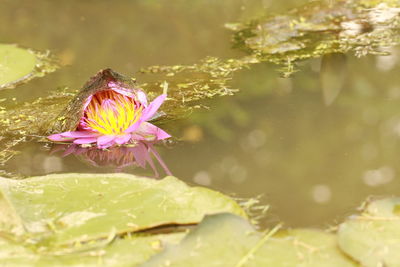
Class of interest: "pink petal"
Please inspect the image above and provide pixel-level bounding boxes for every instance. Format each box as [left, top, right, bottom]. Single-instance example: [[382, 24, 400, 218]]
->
[[131, 133, 146, 141], [137, 90, 148, 106], [97, 135, 116, 149], [99, 142, 114, 149], [141, 94, 166, 121], [62, 145, 80, 156], [115, 134, 131, 145], [49, 144, 67, 154], [61, 131, 98, 138], [108, 82, 134, 97], [143, 150, 159, 177], [137, 122, 171, 141], [154, 128, 170, 140], [131, 143, 147, 167], [48, 134, 73, 142], [125, 120, 142, 133], [131, 142, 159, 176], [73, 138, 98, 144], [148, 143, 173, 176], [82, 95, 93, 110]]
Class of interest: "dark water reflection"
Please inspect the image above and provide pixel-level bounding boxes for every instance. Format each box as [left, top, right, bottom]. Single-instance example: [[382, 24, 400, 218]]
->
[[2, 0, 400, 227]]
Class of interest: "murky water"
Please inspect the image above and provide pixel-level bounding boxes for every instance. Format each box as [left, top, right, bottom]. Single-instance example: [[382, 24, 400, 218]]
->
[[2, 0, 400, 227]]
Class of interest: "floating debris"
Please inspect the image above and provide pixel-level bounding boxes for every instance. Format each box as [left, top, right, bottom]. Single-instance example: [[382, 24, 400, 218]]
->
[[227, 0, 400, 76]]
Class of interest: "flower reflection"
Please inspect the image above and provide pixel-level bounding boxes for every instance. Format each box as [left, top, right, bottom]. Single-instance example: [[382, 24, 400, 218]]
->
[[51, 141, 172, 177]]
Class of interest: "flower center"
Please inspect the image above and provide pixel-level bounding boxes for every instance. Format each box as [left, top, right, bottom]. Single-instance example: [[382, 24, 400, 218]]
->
[[81, 90, 143, 135]]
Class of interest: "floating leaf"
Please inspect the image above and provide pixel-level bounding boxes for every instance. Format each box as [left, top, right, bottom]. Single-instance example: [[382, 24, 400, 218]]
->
[[0, 44, 58, 89], [338, 197, 400, 267], [0, 236, 37, 266], [141, 213, 355, 267], [0, 173, 245, 249], [228, 0, 400, 76], [0, 232, 185, 267]]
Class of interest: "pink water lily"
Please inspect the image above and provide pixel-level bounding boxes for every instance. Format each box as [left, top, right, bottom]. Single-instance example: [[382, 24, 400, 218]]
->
[[48, 86, 170, 149]]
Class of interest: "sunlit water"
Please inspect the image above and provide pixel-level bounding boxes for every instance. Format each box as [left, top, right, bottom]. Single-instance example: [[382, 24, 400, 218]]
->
[[2, 0, 400, 227]]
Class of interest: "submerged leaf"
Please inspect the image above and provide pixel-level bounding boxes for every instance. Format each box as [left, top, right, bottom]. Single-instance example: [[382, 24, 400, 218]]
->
[[0, 173, 245, 249], [0, 44, 58, 89], [141, 213, 355, 267], [320, 53, 347, 105], [338, 197, 400, 267]]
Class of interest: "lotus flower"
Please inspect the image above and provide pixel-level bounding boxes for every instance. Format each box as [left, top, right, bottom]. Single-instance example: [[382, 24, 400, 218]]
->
[[48, 85, 170, 149]]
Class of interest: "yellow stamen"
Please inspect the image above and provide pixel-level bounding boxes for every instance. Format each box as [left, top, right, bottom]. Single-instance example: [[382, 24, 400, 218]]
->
[[84, 90, 142, 135]]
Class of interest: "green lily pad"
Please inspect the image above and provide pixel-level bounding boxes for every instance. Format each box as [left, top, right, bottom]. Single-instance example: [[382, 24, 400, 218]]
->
[[0, 236, 37, 266], [141, 213, 355, 267], [0, 232, 185, 267], [0, 44, 57, 89], [0, 173, 245, 248], [338, 198, 400, 267], [0, 44, 36, 88]]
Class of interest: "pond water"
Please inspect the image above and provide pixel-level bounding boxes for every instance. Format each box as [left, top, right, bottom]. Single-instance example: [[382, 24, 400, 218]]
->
[[1, 0, 400, 227]]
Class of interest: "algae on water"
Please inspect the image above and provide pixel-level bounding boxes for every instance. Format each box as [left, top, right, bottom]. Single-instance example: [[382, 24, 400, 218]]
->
[[227, 0, 400, 76], [137, 56, 255, 123]]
